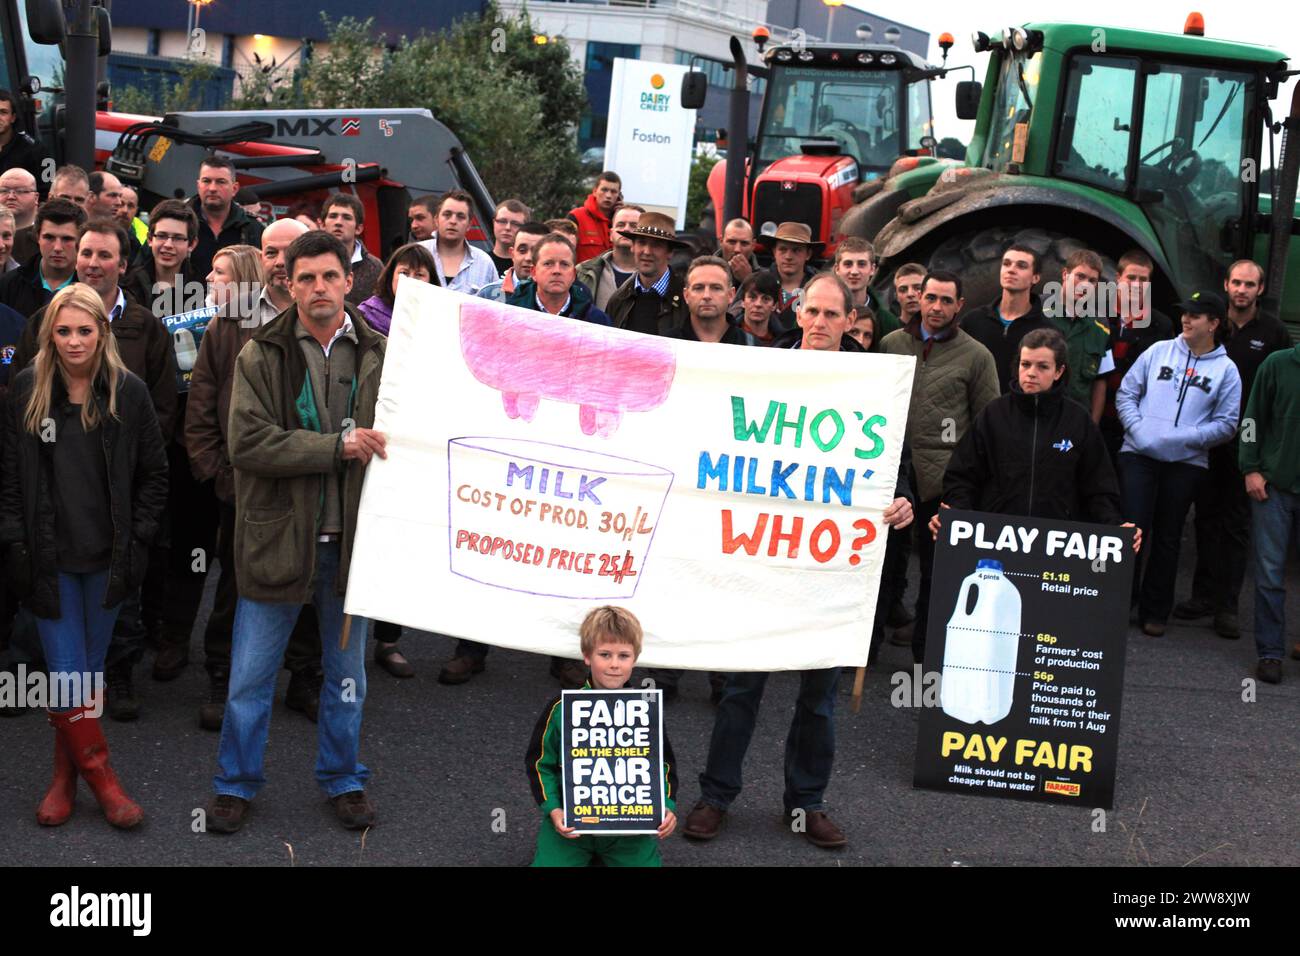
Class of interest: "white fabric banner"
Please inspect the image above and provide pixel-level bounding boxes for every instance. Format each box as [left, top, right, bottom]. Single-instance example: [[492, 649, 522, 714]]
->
[[344, 281, 915, 670]]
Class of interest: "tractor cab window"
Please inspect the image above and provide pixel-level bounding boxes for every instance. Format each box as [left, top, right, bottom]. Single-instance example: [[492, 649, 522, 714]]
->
[[0, 38, 11, 104], [985, 50, 1039, 171], [757, 66, 903, 173], [909, 79, 933, 152], [1054, 56, 1138, 190], [15, 2, 63, 108], [1136, 65, 1253, 287]]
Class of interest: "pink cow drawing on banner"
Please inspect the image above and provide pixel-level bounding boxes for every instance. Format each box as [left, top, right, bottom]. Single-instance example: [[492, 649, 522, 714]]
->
[[458, 301, 678, 438]]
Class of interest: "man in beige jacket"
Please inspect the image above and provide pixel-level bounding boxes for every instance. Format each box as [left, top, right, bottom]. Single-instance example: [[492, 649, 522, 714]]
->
[[880, 269, 999, 663]]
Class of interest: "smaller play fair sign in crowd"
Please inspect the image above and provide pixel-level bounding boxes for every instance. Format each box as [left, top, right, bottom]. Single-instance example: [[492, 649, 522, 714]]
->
[[913, 511, 1136, 809], [561, 689, 666, 833]]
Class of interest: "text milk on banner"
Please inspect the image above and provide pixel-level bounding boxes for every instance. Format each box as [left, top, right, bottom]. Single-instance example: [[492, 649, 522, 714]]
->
[[912, 510, 1135, 808], [344, 282, 914, 671], [562, 689, 665, 834]]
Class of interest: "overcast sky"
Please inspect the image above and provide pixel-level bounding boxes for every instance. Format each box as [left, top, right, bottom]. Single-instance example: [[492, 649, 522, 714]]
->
[[840, 1, 1299, 148]]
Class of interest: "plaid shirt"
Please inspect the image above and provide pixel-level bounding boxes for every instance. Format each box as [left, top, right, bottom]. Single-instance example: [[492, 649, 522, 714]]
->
[[634, 268, 672, 297]]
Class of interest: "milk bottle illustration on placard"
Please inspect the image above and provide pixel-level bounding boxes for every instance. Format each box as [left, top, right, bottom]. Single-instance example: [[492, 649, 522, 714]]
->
[[173, 328, 198, 373], [940, 559, 1023, 724]]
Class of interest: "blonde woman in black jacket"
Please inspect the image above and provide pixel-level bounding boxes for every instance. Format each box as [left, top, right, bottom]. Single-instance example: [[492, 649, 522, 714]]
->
[[0, 283, 168, 828]]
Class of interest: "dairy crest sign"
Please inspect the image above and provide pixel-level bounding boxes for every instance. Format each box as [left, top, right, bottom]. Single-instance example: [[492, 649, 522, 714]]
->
[[604, 59, 696, 228]]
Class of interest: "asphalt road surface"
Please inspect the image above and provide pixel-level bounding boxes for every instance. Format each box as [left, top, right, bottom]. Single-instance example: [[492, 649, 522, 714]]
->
[[3, 538, 1298, 867]]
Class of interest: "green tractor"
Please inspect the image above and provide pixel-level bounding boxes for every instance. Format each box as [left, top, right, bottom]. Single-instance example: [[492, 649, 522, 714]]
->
[[844, 19, 1300, 335]]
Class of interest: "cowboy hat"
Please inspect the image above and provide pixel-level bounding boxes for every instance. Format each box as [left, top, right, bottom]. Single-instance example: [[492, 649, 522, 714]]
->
[[616, 211, 694, 248], [756, 221, 824, 253]]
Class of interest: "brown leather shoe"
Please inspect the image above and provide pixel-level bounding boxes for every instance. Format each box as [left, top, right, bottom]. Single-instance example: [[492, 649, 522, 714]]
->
[[438, 655, 485, 685], [198, 672, 229, 732], [1256, 658, 1282, 685], [682, 801, 725, 840], [105, 663, 140, 722], [375, 642, 416, 678], [208, 794, 250, 834], [1142, 621, 1166, 637], [152, 644, 189, 682], [803, 810, 847, 848], [1213, 612, 1240, 640], [332, 790, 376, 830]]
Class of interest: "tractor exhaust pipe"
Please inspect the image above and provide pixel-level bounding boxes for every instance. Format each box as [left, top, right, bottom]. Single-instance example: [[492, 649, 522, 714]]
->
[[724, 35, 749, 227], [64, 1, 100, 171], [1266, 83, 1300, 313]]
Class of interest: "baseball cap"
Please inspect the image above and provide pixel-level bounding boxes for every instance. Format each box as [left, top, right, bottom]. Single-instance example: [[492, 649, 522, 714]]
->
[[1176, 290, 1226, 320]]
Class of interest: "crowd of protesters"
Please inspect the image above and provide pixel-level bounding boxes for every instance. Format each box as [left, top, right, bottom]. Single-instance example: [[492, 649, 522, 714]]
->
[[0, 141, 1296, 860]]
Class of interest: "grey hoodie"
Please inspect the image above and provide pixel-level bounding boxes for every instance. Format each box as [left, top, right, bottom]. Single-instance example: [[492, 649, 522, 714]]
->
[[1116, 335, 1241, 467]]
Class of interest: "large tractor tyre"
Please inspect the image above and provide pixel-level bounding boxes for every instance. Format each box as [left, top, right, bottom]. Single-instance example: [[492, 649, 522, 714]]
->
[[840, 184, 911, 245], [919, 225, 1118, 313]]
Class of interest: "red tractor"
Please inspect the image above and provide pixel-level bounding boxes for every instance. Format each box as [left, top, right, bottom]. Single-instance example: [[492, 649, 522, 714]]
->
[[682, 29, 961, 259]]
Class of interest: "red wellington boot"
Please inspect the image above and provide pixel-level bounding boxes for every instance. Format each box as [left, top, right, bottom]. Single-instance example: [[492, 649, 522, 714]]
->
[[57, 706, 144, 829], [36, 714, 78, 826]]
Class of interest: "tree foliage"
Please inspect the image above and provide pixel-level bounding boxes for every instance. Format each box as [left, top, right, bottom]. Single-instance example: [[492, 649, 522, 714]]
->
[[112, 61, 223, 116], [687, 153, 720, 234], [229, 4, 588, 216]]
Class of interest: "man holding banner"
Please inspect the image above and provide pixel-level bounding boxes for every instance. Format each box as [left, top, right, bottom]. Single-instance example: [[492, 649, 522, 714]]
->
[[208, 231, 387, 834], [440, 232, 614, 689], [648, 256, 754, 700], [683, 273, 915, 849]]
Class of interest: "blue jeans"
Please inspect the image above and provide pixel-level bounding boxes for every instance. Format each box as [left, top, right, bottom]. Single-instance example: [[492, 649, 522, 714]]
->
[[1119, 453, 1207, 625], [1251, 486, 1300, 660], [214, 542, 371, 800], [36, 571, 120, 711], [698, 668, 840, 813]]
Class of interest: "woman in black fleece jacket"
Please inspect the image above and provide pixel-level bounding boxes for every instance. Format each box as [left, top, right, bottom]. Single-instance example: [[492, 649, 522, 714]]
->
[[931, 329, 1138, 543]]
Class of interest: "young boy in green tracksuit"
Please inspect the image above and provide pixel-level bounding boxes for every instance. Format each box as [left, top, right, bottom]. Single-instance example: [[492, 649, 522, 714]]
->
[[525, 606, 678, 866]]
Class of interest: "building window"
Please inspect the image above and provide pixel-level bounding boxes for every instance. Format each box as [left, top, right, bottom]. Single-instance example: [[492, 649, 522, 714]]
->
[[147, 29, 160, 56], [222, 35, 235, 68], [580, 41, 640, 150], [675, 51, 765, 97]]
